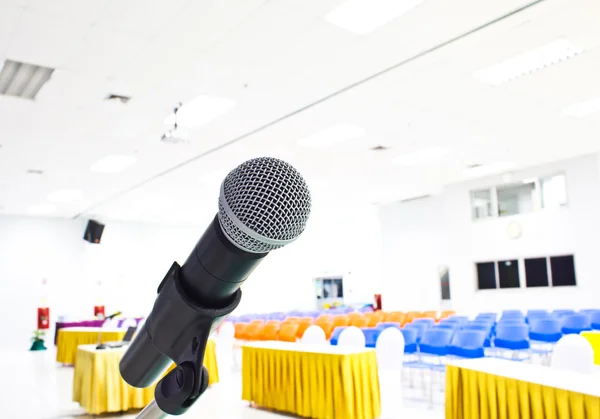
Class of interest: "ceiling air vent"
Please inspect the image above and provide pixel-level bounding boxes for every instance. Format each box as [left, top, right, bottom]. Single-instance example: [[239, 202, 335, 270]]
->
[[400, 194, 431, 203], [0, 60, 54, 100], [370, 145, 390, 151], [105, 93, 131, 104]]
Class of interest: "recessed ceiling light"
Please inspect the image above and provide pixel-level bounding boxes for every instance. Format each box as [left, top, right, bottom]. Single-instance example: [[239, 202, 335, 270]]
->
[[474, 39, 583, 86], [393, 147, 449, 166], [90, 155, 137, 174], [47, 189, 83, 203], [325, 0, 424, 35], [0, 59, 55, 100], [464, 161, 515, 178], [563, 97, 600, 117], [164, 95, 237, 129], [27, 203, 57, 215], [298, 124, 366, 148]]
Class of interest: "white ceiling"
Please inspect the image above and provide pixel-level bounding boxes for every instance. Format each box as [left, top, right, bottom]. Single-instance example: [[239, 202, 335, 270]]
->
[[1, 0, 600, 224]]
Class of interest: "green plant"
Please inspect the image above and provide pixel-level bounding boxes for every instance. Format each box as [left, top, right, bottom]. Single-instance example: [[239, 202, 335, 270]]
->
[[31, 329, 46, 342]]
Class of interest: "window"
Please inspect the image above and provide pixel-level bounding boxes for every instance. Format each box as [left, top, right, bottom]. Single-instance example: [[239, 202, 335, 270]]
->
[[550, 255, 576, 286], [470, 189, 494, 220], [469, 173, 566, 221], [524, 257, 549, 287], [476, 262, 497, 290], [497, 183, 535, 217], [498, 259, 520, 288], [541, 174, 567, 208]]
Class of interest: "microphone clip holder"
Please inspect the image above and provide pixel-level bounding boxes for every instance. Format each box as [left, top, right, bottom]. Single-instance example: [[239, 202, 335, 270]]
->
[[124, 262, 241, 416]]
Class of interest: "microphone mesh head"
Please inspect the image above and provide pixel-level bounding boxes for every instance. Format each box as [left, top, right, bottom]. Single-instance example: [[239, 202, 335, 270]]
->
[[218, 157, 311, 253]]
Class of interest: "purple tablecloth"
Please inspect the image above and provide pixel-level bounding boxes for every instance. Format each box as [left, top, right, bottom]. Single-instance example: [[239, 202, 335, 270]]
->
[[54, 318, 143, 344]]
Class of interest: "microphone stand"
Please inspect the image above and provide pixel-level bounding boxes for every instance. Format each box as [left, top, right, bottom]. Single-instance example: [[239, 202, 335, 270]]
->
[[126, 262, 239, 418]]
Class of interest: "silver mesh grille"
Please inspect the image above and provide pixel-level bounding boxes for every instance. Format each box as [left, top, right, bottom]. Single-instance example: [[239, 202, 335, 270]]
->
[[217, 157, 311, 253]]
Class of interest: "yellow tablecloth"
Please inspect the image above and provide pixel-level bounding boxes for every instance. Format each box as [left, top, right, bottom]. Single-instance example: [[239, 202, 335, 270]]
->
[[582, 331, 600, 365], [446, 361, 600, 419], [57, 328, 125, 365], [242, 342, 381, 419], [73, 339, 219, 414]]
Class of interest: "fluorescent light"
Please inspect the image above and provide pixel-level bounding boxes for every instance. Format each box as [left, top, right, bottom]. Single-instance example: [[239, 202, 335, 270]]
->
[[27, 203, 57, 215], [298, 125, 366, 148], [393, 147, 449, 166], [47, 189, 83, 203], [464, 161, 515, 178], [522, 178, 536, 184], [164, 95, 237, 129], [90, 155, 137, 174], [325, 0, 424, 35], [563, 97, 600, 117], [474, 39, 583, 86]]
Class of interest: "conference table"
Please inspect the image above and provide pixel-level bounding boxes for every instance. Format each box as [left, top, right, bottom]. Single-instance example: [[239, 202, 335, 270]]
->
[[242, 341, 381, 419], [72, 339, 219, 414], [446, 357, 600, 419], [54, 318, 143, 344], [56, 327, 126, 365]]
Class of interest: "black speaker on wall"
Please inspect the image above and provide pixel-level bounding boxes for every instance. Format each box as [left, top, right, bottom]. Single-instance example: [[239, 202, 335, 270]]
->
[[84, 220, 105, 244]]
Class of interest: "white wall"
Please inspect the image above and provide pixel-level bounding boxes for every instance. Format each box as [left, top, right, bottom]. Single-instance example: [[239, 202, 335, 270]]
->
[[379, 154, 600, 315], [0, 204, 382, 348]]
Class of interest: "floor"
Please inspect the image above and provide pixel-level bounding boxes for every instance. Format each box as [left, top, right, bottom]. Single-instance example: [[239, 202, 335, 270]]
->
[[0, 347, 444, 419]]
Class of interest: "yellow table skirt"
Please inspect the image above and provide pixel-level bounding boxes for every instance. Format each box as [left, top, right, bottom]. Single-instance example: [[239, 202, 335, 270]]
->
[[446, 364, 600, 419], [73, 339, 219, 414], [242, 345, 381, 419], [582, 332, 600, 366], [57, 329, 125, 365]]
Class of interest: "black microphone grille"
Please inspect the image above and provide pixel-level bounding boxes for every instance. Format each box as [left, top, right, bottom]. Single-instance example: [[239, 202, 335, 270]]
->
[[217, 157, 312, 253]]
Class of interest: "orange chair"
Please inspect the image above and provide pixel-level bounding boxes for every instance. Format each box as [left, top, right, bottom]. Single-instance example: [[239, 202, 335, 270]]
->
[[278, 323, 299, 342], [421, 310, 437, 319], [234, 323, 248, 339], [349, 317, 369, 328], [315, 321, 335, 340], [440, 310, 456, 319], [333, 315, 349, 328], [295, 317, 314, 339], [385, 312, 405, 324], [283, 316, 300, 324], [244, 322, 264, 340], [265, 319, 280, 326], [404, 311, 419, 324], [250, 319, 265, 325], [367, 312, 385, 327], [260, 323, 280, 341], [316, 314, 333, 323]]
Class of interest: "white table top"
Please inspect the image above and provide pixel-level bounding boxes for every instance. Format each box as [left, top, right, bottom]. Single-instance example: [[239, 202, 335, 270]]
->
[[448, 358, 600, 397], [77, 344, 127, 354], [59, 327, 126, 333], [243, 341, 374, 355]]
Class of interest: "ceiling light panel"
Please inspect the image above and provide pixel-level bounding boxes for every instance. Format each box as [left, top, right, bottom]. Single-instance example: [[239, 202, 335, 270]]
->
[[90, 155, 137, 174], [164, 95, 237, 129], [563, 97, 600, 117], [0, 60, 54, 99], [394, 147, 449, 166], [464, 161, 515, 178], [47, 189, 83, 203], [325, 0, 424, 35], [298, 124, 366, 148], [474, 39, 583, 86]]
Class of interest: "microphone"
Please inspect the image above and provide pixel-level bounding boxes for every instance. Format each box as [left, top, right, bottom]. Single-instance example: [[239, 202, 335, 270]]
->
[[104, 311, 122, 320], [119, 157, 311, 416]]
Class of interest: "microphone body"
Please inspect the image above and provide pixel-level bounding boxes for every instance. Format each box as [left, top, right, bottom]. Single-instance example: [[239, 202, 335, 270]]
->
[[119, 157, 311, 416]]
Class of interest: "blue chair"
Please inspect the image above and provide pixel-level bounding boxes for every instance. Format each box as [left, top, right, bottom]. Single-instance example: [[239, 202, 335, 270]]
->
[[463, 324, 492, 348], [377, 322, 402, 330], [527, 310, 549, 317], [361, 327, 382, 348], [553, 309, 575, 317], [435, 322, 458, 331], [412, 318, 435, 327], [405, 323, 428, 343], [494, 324, 530, 360], [419, 328, 453, 358], [561, 314, 592, 334], [447, 315, 469, 324], [329, 327, 346, 345], [591, 312, 600, 330], [502, 310, 523, 316], [477, 312, 497, 319], [400, 327, 418, 356], [449, 330, 486, 359], [528, 318, 562, 364]]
